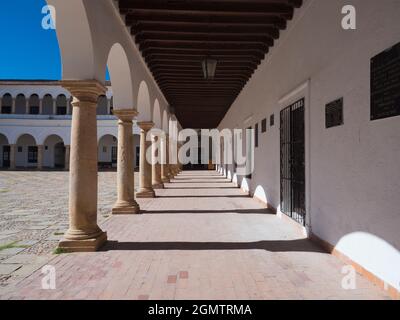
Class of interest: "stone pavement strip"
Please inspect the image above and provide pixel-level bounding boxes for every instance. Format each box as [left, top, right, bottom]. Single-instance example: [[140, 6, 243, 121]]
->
[[0, 170, 392, 300]]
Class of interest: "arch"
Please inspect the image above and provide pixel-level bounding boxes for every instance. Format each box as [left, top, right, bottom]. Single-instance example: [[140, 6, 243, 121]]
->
[[0, 133, 9, 145], [43, 134, 64, 145], [16, 133, 37, 146], [42, 94, 54, 115], [106, 43, 134, 110], [137, 81, 151, 121], [1, 93, 12, 114], [98, 134, 118, 168], [28, 94, 40, 115], [46, 0, 96, 79], [43, 134, 65, 168], [153, 99, 162, 129], [35, 130, 70, 146], [97, 95, 108, 115], [15, 134, 37, 168], [15, 94, 26, 114], [56, 94, 67, 115]]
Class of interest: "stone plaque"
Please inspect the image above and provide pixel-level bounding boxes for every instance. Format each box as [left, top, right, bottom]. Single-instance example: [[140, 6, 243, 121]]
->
[[371, 42, 400, 121]]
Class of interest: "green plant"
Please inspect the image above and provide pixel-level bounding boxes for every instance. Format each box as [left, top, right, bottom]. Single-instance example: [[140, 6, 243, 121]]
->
[[53, 247, 66, 255], [0, 241, 28, 251]]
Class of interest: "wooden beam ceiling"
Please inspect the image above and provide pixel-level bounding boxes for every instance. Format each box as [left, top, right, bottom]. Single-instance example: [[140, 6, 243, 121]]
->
[[118, 0, 302, 128]]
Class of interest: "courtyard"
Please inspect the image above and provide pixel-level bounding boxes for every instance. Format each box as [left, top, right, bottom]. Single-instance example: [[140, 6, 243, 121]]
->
[[0, 171, 391, 300]]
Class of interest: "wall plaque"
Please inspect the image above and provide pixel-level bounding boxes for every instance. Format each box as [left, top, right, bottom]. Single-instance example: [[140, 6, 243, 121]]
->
[[261, 118, 267, 132], [371, 42, 400, 121], [326, 98, 343, 128]]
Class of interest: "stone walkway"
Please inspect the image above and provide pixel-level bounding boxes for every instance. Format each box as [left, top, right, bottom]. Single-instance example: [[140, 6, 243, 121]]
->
[[0, 171, 391, 299]]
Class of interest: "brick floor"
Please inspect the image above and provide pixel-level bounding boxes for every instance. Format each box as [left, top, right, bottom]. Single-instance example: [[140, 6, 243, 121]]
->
[[0, 170, 392, 300]]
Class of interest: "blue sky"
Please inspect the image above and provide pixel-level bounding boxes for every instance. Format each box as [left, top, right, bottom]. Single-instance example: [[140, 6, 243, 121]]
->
[[0, 0, 61, 80], [0, 0, 109, 80]]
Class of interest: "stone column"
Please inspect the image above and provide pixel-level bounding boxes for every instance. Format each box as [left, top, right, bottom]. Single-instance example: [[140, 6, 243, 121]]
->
[[136, 122, 155, 198], [12, 98, 16, 114], [9, 144, 16, 170], [37, 145, 44, 170], [107, 99, 111, 115], [39, 99, 43, 115], [52, 99, 57, 115], [64, 145, 70, 170], [112, 110, 140, 214], [58, 80, 107, 252], [161, 134, 170, 183], [152, 133, 164, 189]]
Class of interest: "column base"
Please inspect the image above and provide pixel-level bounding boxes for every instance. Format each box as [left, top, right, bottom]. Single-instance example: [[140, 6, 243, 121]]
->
[[58, 231, 107, 253], [136, 189, 156, 198], [112, 201, 140, 215], [161, 177, 170, 183], [152, 183, 164, 189]]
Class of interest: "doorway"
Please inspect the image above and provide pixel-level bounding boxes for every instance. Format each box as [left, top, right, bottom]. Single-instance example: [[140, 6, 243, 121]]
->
[[2, 146, 10, 168], [54, 142, 66, 168], [280, 98, 306, 225]]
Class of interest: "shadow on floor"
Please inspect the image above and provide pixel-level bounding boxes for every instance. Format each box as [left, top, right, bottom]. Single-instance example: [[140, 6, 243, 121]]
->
[[101, 239, 326, 253], [156, 195, 248, 199], [165, 187, 238, 190], [141, 208, 275, 214], [168, 181, 233, 184], [173, 177, 228, 180]]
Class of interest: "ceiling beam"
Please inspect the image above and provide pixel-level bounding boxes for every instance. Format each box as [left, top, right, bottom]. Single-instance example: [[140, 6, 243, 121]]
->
[[131, 21, 280, 39], [125, 11, 288, 29], [139, 40, 269, 52], [135, 31, 274, 46]]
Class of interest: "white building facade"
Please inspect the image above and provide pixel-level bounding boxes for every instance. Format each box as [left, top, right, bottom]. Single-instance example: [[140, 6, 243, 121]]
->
[[0, 81, 141, 169]]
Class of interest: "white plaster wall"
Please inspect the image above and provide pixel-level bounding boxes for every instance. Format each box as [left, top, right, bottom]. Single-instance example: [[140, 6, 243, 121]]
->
[[218, 0, 400, 291]]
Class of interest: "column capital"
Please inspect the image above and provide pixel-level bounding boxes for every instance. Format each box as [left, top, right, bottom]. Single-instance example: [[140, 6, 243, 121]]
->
[[138, 121, 154, 131], [61, 80, 106, 104], [113, 109, 138, 122]]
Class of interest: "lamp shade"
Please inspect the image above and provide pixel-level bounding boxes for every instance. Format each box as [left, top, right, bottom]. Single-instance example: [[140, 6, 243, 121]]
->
[[202, 58, 217, 80]]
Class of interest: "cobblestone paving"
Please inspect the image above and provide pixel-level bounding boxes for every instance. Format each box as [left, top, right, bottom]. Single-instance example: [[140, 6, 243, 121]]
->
[[0, 171, 121, 289], [0, 171, 392, 300]]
